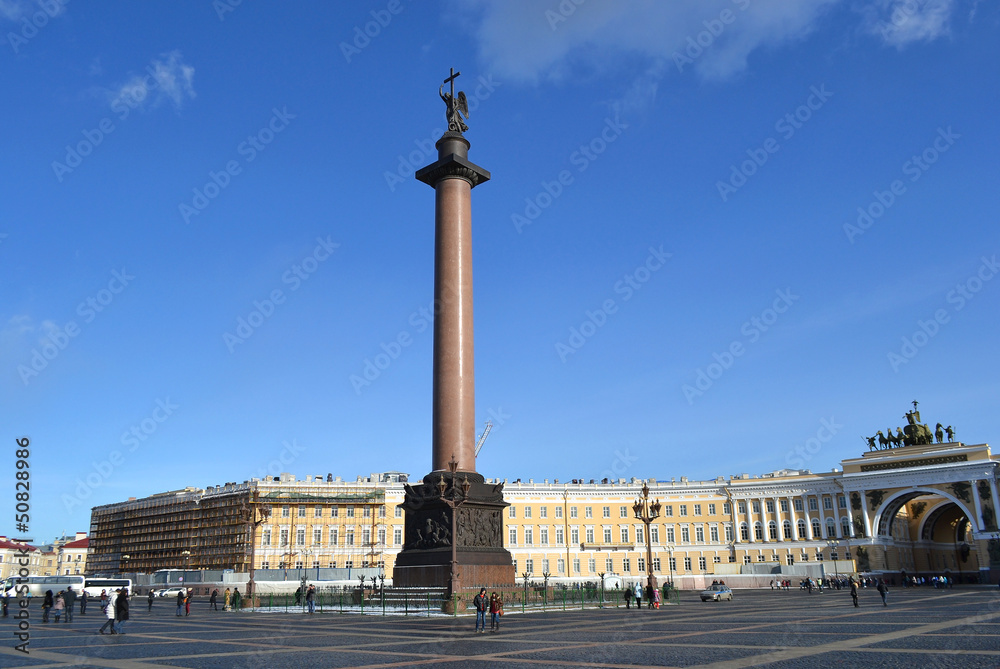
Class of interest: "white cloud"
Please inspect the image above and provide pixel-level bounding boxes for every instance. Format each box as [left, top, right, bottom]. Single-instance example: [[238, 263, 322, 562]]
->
[[861, 0, 955, 48], [457, 0, 839, 81], [454, 0, 838, 113], [0, 0, 67, 23], [0, 315, 52, 357], [108, 50, 196, 112]]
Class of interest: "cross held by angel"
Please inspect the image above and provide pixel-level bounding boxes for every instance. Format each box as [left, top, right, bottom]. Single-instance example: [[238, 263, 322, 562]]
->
[[440, 67, 470, 133]]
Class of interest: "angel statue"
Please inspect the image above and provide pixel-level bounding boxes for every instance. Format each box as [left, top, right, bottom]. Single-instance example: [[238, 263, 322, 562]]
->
[[440, 68, 470, 133]]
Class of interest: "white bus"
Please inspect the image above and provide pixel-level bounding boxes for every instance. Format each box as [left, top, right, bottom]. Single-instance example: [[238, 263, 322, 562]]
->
[[2, 575, 86, 597], [83, 578, 132, 597]]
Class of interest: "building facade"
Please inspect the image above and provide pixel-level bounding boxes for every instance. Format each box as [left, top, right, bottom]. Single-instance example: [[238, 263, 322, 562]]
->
[[87, 440, 1000, 586]]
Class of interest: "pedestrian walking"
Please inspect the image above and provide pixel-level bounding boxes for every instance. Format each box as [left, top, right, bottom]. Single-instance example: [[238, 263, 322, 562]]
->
[[633, 583, 643, 610], [850, 579, 859, 607], [646, 584, 654, 609], [490, 592, 502, 631], [652, 587, 661, 609], [877, 579, 888, 607], [53, 591, 65, 622], [473, 588, 488, 633], [1, 591, 9, 617], [100, 589, 108, 613], [306, 585, 316, 614], [80, 590, 88, 615], [176, 590, 185, 617], [63, 587, 76, 623], [210, 589, 219, 611], [224, 587, 231, 611], [148, 590, 154, 612], [294, 586, 302, 607], [232, 588, 242, 611], [99, 589, 117, 634], [42, 590, 53, 623], [114, 588, 130, 634], [185, 591, 191, 616], [624, 587, 632, 609]]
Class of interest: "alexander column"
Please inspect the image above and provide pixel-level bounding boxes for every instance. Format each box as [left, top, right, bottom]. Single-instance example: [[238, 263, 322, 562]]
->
[[393, 69, 515, 605]]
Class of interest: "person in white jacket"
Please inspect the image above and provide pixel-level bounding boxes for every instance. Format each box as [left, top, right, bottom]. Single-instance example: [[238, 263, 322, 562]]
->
[[99, 590, 117, 635]]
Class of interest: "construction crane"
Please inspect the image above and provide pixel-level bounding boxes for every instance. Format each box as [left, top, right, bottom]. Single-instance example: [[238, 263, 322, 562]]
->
[[474, 420, 493, 456]]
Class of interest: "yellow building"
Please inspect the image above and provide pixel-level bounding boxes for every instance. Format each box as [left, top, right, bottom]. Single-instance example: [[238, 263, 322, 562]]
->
[[0, 537, 42, 581], [87, 439, 1000, 587], [58, 533, 89, 576]]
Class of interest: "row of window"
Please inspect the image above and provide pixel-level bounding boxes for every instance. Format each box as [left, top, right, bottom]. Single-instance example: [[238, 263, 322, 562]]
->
[[509, 503, 732, 519], [738, 517, 851, 541], [261, 527, 401, 547], [507, 524, 731, 546], [736, 496, 845, 515], [273, 505, 397, 519], [511, 549, 851, 576], [259, 560, 386, 570]]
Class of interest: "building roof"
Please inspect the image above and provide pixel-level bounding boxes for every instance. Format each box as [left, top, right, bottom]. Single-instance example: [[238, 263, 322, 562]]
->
[[0, 538, 37, 551], [62, 537, 90, 549]]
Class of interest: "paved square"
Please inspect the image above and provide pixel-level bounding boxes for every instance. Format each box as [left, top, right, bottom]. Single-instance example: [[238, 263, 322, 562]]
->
[[1, 587, 997, 668]]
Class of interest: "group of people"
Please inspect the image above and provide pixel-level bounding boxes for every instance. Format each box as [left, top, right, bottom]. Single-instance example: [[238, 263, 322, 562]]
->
[[293, 585, 317, 613], [623, 582, 663, 609], [97, 587, 131, 634], [157, 587, 242, 615], [473, 588, 504, 632], [38, 587, 80, 622], [850, 577, 889, 607]]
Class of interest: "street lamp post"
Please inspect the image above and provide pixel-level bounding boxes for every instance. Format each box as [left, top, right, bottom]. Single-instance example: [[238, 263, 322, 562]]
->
[[437, 457, 471, 605], [180, 550, 191, 588], [121, 554, 131, 577], [665, 544, 675, 591], [241, 490, 270, 605], [827, 540, 840, 580], [632, 482, 662, 600]]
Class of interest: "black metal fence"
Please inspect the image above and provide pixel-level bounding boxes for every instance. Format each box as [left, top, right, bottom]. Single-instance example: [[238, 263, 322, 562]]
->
[[240, 583, 680, 616]]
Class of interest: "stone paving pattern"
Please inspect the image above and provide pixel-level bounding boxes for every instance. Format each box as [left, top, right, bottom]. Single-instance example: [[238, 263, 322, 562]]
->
[[0, 586, 997, 668]]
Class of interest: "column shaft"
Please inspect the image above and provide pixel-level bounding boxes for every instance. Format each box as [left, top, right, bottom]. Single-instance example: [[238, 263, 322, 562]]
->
[[432, 177, 476, 473]]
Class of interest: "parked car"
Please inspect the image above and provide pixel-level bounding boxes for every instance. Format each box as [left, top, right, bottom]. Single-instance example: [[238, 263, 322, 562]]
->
[[155, 587, 186, 598], [700, 584, 733, 602]]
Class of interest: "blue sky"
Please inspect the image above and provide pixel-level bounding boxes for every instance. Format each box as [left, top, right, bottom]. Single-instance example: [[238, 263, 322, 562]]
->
[[3, 0, 998, 542]]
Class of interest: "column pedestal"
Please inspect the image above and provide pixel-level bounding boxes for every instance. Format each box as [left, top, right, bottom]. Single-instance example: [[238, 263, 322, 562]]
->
[[393, 472, 515, 590]]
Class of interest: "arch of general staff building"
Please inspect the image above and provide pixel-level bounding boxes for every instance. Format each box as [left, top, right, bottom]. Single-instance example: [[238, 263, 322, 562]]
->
[[837, 438, 1000, 582]]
